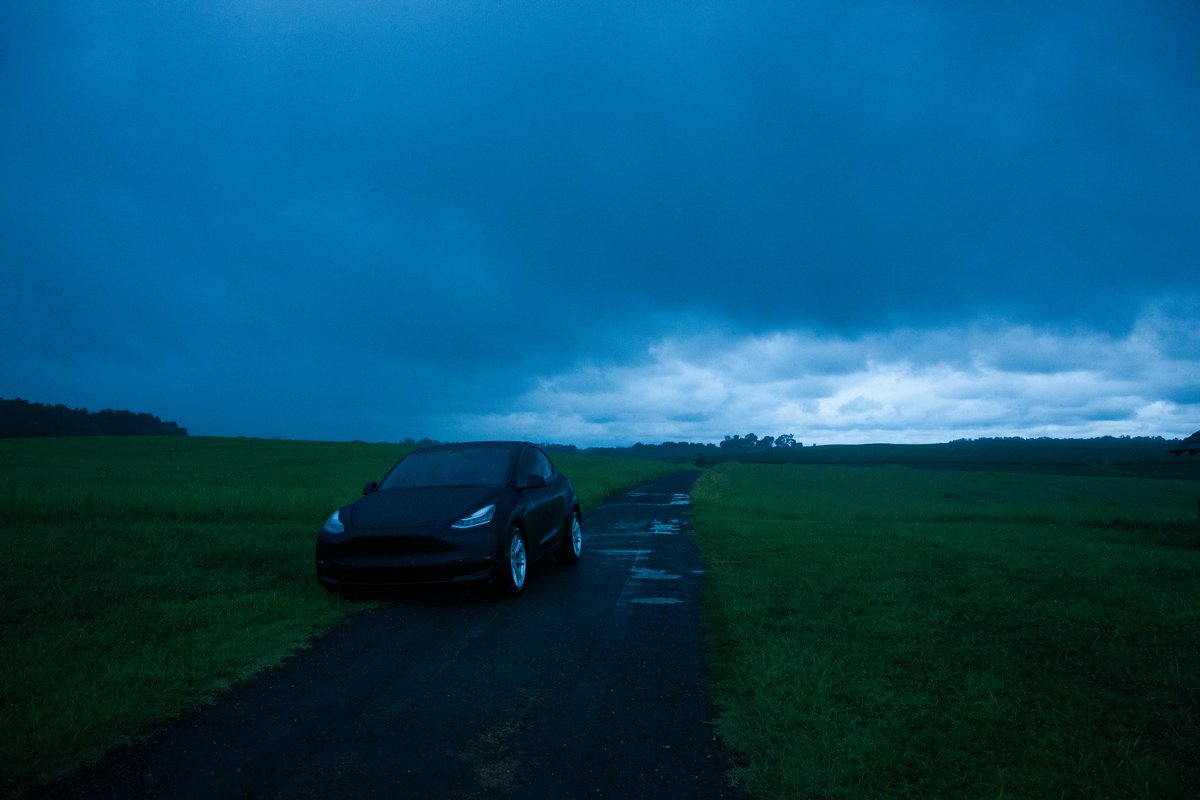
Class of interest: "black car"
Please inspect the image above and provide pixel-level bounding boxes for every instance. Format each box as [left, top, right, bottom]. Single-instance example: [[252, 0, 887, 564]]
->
[[316, 441, 582, 594]]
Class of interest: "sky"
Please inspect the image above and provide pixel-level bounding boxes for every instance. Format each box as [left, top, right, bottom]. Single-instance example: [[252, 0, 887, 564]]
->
[[2, 1, 1197, 446]]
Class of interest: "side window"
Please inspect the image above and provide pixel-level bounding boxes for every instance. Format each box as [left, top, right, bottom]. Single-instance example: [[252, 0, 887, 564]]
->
[[533, 449, 554, 480], [519, 447, 554, 481], [517, 448, 538, 481]]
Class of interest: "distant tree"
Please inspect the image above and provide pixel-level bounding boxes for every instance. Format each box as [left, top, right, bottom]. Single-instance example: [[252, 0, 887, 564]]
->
[[0, 397, 186, 438], [775, 433, 796, 449], [759, 435, 775, 449], [743, 433, 758, 447], [720, 435, 741, 449]]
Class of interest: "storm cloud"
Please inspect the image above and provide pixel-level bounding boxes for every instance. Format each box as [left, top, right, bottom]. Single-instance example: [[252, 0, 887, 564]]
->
[[2, 2, 1197, 444]]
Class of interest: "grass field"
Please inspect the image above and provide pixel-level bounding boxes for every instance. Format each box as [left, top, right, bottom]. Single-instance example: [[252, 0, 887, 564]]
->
[[9, 437, 1198, 798], [0, 436, 678, 796], [691, 462, 1200, 799]]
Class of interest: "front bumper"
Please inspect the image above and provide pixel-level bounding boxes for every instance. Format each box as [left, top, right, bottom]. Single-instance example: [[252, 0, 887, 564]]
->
[[316, 527, 498, 587]]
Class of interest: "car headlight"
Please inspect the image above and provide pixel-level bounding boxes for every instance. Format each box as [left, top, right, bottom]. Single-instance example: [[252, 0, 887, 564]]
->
[[322, 510, 344, 534], [451, 504, 496, 529]]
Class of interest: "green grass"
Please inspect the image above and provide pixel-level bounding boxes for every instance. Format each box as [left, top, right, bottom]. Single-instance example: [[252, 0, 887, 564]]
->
[[691, 463, 1200, 799], [0, 436, 678, 796]]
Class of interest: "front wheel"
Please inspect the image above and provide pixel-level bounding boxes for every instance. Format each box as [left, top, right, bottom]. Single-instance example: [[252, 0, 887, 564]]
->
[[498, 526, 528, 594], [556, 511, 582, 564]]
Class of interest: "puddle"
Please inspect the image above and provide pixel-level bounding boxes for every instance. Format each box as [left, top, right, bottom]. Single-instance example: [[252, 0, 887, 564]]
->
[[631, 597, 685, 605], [593, 548, 653, 557], [630, 567, 681, 580], [603, 519, 680, 536], [649, 519, 681, 535], [614, 492, 691, 507]]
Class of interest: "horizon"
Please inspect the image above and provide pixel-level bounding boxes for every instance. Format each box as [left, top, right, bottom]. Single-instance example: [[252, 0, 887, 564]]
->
[[2, 393, 1193, 452]]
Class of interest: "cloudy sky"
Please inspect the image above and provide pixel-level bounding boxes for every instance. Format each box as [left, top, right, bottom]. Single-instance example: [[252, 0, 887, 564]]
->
[[2, 2, 1197, 446]]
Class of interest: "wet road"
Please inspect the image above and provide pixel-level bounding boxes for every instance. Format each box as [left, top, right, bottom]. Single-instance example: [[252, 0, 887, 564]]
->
[[33, 471, 743, 799]]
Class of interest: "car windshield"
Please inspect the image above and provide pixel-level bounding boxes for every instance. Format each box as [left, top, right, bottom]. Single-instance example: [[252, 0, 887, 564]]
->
[[380, 448, 513, 489]]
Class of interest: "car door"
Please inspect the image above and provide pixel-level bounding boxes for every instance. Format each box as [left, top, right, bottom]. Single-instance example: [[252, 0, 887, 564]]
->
[[517, 446, 566, 556]]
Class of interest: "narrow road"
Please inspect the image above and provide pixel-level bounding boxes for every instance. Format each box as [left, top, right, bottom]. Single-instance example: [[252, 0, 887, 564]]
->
[[33, 471, 743, 799]]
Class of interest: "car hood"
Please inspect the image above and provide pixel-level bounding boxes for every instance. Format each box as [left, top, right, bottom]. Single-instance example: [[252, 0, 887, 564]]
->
[[349, 486, 507, 530]]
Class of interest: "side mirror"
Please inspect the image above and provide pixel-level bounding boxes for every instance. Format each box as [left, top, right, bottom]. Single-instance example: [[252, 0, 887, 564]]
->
[[363, 480, 379, 495], [517, 474, 547, 490]]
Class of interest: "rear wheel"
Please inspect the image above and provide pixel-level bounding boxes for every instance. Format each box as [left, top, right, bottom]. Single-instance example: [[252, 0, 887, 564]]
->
[[499, 526, 528, 594], [556, 511, 582, 564]]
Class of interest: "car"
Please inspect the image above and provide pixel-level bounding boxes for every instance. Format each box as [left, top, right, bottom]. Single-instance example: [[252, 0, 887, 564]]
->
[[316, 441, 582, 594]]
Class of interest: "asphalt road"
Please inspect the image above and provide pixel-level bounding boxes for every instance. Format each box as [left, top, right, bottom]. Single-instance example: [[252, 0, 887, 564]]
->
[[33, 471, 744, 799]]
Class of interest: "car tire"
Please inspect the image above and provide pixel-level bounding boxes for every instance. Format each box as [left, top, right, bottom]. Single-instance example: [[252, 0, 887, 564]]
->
[[499, 525, 528, 595], [556, 510, 582, 564]]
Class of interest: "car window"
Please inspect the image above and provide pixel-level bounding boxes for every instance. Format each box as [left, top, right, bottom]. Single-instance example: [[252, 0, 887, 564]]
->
[[519, 447, 554, 481], [380, 448, 513, 488], [535, 450, 554, 479]]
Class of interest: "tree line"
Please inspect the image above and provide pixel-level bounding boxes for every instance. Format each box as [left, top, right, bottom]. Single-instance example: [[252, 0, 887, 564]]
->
[[719, 432, 802, 449], [0, 397, 188, 438]]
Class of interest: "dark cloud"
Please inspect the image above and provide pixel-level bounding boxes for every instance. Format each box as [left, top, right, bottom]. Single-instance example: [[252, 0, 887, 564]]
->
[[2, 2, 1197, 442]]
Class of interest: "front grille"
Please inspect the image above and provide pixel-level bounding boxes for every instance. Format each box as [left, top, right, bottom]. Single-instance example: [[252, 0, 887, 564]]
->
[[335, 534, 451, 557], [320, 558, 492, 585]]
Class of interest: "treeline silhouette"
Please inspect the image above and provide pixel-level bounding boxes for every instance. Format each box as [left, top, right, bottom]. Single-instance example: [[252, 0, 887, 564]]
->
[[547, 433, 1191, 476], [548, 433, 802, 462], [0, 398, 187, 438]]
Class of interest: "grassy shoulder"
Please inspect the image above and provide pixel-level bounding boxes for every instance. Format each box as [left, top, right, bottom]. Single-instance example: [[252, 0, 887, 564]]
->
[[691, 462, 1200, 799], [0, 436, 679, 796]]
